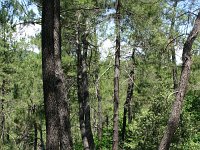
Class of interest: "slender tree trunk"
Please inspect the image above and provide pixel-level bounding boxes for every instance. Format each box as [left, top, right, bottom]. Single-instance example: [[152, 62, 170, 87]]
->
[[82, 30, 95, 150], [34, 121, 38, 150], [1, 80, 5, 144], [77, 51, 90, 150], [94, 28, 102, 146], [76, 13, 90, 150], [112, 0, 120, 149], [96, 78, 102, 146], [6, 126, 9, 142], [128, 50, 135, 124], [76, 13, 95, 150], [53, 0, 73, 149], [93, 22, 102, 147], [1, 20, 6, 144], [121, 50, 135, 141], [169, 0, 178, 90], [32, 105, 38, 150], [159, 11, 200, 150]]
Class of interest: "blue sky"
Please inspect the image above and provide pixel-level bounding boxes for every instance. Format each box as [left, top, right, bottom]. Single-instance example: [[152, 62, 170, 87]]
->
[[9, 0, 200, 59]]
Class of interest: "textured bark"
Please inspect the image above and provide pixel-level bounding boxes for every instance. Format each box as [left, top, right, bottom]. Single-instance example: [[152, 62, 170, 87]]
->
[[159, 11, 200, 150], [121, 50, 135, 141], [82, 31, 95, 150], [76, 21, 89, 150], [112, 1, 120, 149], [53, 0, 73, 149], [0, 80, 5, 144], [42, 0, 72, 149], [42, 0, 60, 149], [76, 13, 95, 149]]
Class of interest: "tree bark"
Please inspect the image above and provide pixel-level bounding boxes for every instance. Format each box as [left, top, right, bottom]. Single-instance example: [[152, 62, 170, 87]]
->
[[33, 105, 38, 150], [96, 77, 102, 147], [76, 16, 90, 150], [1, 80, 5, 144], [53, 0, 73, 149], [42, 0, 73, 149], [121, 50, 135, 141], [42, 0, 60, 148], [76, 13, 95, 150], [159, 10, 200, 150], [82, 30, 95, 150], [112, 0, 120, 149]]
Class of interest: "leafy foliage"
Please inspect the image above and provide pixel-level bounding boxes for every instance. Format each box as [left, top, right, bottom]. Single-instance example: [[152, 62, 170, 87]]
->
[[0, 0, 200, 149]]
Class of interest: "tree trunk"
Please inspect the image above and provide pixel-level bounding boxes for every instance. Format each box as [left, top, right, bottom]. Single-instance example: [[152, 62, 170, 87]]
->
[[76, 13, 95, 150], [32, 105, 38, 150], [93, 22, 102, 147], [159, 10, 200, 150], [112, 0, 120, 149], [34, 121, 38, 150], [42, 0, 73, 149], [76, 17, 89, 150], [53, 0, 73, 149], [121, 50, 135, 141], [96, 77, 102, 146], [1, 80, 5, 144], [82, 30, 95, 150], [77, 14, 95, 150], [42, 0, 60, 148]]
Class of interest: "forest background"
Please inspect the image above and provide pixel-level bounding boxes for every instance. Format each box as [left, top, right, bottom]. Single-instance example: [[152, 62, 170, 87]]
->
[[0, 0, 200, 149]]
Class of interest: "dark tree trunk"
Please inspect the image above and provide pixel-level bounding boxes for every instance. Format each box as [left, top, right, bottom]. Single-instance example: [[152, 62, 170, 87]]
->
[[76, 18, 90, 150], [6, 127, 9, 142], [159, 11, 200, 150], [42, 0, 60, 148], [32, 105, 38, 150], [112, 0, 120, 149], [1, 80, 5, 144], [42, 0, 73, 149], [128, 50, 135, 124], [121, 50, 135, 141], [34, 122, 38, 150], [1, 7, 7, 144], [96, 78, 102, 146], [82, 30, 95, 150], [53, 0, 73, 149], [76, 13, 95, 150]]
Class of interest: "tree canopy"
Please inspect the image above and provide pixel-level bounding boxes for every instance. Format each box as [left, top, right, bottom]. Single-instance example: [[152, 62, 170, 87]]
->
[[0, 0, 200, 149]]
